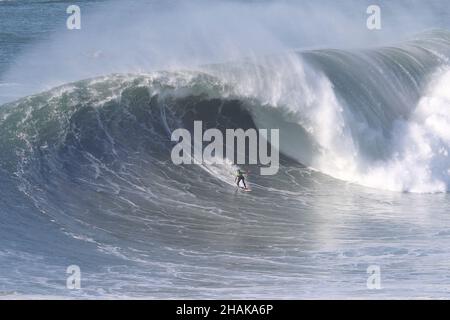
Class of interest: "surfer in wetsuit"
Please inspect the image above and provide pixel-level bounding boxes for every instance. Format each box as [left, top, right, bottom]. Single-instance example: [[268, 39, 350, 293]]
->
[[235, 169, 247, 189]]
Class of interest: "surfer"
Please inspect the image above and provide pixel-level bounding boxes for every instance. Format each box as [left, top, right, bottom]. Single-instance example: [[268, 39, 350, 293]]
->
[[235, 169, 248, 189]]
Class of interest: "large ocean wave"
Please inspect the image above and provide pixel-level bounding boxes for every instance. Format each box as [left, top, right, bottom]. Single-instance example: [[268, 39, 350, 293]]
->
[[1, 30, 450, 198]]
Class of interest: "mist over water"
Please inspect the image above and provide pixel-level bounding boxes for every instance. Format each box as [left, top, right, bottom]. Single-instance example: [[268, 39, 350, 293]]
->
[[2, 0, 450, 102], [1, 0, 450, 299]]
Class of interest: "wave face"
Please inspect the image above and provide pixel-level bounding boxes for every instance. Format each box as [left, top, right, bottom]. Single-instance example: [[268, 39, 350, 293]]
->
[[1, 31, 450, 206]]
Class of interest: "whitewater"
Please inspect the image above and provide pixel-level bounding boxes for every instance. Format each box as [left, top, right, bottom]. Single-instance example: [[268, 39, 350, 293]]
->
[[2, 0, 450, 299]]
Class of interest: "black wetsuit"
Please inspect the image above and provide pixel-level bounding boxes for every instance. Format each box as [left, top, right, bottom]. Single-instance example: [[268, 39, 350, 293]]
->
[[236, 172, 247, 189]]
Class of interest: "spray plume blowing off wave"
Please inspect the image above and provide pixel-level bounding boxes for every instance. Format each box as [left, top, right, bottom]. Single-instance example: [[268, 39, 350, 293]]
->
[[2, 0, 450, 299]]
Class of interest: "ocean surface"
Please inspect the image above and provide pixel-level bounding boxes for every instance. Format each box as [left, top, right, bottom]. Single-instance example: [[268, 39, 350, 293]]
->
[[2, 0, 450, 299]]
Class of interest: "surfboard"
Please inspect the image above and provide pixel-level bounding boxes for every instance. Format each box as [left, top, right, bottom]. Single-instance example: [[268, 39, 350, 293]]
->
[[240, 187, 252, 192]]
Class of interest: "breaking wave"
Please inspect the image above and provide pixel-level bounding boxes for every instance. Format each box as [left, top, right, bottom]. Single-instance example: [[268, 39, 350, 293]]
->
[[1, 29, 450, 203]]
